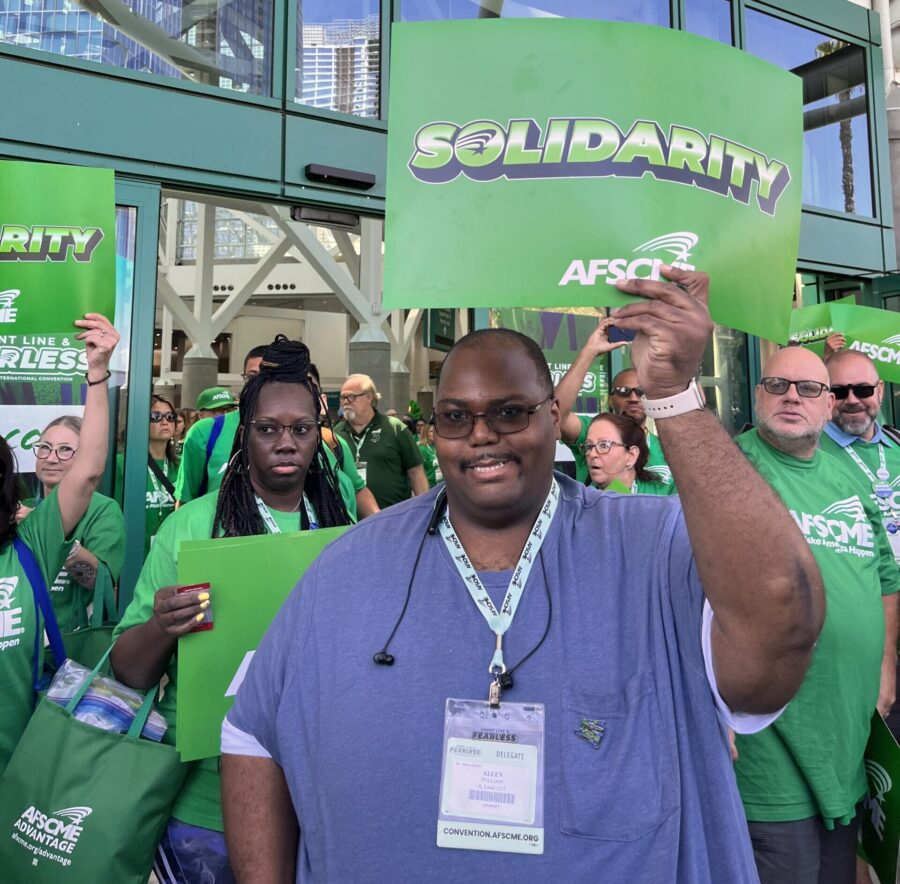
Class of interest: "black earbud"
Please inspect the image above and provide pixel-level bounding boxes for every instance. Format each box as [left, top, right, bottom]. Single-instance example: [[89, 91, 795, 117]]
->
[[373, 651, 395, 666]]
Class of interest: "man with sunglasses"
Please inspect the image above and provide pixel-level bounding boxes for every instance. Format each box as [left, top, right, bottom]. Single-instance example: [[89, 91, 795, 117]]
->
[[820, 349, 900, 741], [222, 267, 824, 883], [733, 345, 900, 884]]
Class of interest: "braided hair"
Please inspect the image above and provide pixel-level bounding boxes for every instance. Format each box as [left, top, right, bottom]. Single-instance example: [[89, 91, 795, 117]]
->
[[212, 336, 351, 538]]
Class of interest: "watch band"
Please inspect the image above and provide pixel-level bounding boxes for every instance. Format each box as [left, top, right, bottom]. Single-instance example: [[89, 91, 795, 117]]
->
[[640, 378, 704, 420]]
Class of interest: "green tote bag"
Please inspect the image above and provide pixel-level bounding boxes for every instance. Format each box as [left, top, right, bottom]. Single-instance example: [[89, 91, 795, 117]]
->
[[0, 648, 187, 882], [62, 569, 119, 671]]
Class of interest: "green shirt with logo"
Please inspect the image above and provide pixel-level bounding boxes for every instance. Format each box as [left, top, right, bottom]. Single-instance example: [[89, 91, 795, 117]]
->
[[735, 428, 900, 827], [417, 441, 442, 487], [1, 490, 71, 773], [115, 454, 176, 559], [334, 411, 424, 508], [569, 413, 673, 488], [113, 491, 307, 831]]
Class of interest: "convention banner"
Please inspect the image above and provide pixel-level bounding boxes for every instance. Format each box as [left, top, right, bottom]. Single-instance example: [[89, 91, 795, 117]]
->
[[0, 160, 116, 383], [0, 404, 84, 473], [175, 527, 348, 761], [860, 714, 900, 883], [788, 295, 856, 356], [384, 20, 803, 343], [828, 302, 900, 384]]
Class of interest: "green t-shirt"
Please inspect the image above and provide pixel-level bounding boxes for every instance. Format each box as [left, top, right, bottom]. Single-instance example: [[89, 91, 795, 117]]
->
[[734, 428, 900, 827], [113, 491, 310, 831], [334, 411, 424, 508], [327, 435, 362, 522], [174, 412, 239, 504], [1, 490, 70, 773], [569, 414, 673, 488], [115, 454, 176, 559], [632, 476, 677, 496], [22, 492, 124, 632], [417, 441, 442, 487]]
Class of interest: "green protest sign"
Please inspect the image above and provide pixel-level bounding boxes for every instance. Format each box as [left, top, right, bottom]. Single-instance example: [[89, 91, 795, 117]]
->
[[175, 527, 347, 761], [788, 295, 856, 356], [0, 160, 115, 382], [860, 714, 900, 883], [384, 20, 802, 343], [828, 302, 900, 384]]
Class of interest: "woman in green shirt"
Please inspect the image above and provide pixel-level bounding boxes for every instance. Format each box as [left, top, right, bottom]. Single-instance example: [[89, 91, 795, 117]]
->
[[20, 415, 125, 632], [112, 336, 352, 883], [581, 413, 676, 496], [115, 394, 178, 558], [0, 313, 118, 773], [417, 420, 442, 488]]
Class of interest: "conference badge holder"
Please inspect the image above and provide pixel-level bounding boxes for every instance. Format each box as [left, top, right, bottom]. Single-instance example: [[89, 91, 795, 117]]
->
[[356, 460, 367, 483], [437, 698, 544, 855]]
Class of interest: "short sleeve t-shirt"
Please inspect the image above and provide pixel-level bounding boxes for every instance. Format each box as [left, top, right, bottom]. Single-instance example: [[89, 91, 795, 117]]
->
[[22, 492, 124, 632], [226, 477, 763, 882], [334, 411, 423, 508], [735, 428, 900, 826], [417, 441, 441, 487], [174, 412, 239, 504], [1, 491, 70, 773], [113, 491, 310, 831]]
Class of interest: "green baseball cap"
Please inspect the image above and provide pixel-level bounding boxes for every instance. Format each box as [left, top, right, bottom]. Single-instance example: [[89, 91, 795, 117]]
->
[[196, 386, 237, 411]]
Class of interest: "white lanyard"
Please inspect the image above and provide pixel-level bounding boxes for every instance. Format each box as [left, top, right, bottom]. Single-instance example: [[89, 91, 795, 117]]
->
[[148, 461, 173, 505], [350, 426, 371, 462], [439, 478, 559, 683], [254, 494, 319, 533], [844, 441, 889, 485]]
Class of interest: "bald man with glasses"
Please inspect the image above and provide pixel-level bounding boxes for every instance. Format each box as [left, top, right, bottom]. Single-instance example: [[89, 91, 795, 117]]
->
[[733, 345, 900, 884]]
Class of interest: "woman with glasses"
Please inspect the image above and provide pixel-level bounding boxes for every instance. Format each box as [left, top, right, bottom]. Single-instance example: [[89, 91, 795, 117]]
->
[[17, 413, 125, 633], [111, 335, 351, 884], [114, 395, 179, 559], [582, 413, 676, 496], [0, 314, 118, 773]]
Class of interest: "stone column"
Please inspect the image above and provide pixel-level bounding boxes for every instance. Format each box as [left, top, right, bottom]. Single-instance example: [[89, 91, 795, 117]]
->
[[181, 355, 219, 410]]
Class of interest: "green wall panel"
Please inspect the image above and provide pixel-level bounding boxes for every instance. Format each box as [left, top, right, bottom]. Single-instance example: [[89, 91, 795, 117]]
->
[[0, 57, 282, 185], [799, 211, 892, 274], [284, 115, 387, 199]]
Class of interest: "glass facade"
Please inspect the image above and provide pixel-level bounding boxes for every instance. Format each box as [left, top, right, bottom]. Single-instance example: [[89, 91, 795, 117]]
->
[[0, 0, 273, 95], [745, 9, 872, 217], [400, 0, 667, 25], [295, 1, 380, 118], [684, 0, 731, 46]]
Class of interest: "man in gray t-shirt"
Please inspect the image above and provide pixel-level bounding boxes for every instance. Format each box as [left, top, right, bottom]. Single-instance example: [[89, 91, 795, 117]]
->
[[222, 268, 824, 882]]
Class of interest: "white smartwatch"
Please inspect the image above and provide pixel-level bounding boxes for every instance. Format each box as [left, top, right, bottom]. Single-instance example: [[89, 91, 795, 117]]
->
[[640, 378, 704, 420]]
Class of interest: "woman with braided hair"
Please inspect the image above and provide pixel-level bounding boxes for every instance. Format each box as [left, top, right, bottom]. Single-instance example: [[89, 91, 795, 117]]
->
[[111, 335, 350, 884]]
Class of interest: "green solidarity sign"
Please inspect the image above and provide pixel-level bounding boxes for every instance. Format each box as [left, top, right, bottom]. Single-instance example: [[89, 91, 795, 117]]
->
[[384, 20, 803, 343], [788, 295, 856, 355], [860, 714, 900, 883], [175, 527, 347, 761], [0, 161, 115, 382], [828, 302, 900, 384]]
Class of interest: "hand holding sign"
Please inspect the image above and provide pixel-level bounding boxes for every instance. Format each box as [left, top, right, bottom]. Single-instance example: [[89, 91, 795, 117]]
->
[[609, 266, 712, 399]]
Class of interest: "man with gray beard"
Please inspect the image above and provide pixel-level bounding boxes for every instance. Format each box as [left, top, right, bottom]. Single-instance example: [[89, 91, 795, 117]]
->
[[733, 345, 900, 884]]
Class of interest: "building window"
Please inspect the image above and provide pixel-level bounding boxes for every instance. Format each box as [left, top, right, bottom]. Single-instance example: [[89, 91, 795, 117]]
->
[[295, 1, 381, 118], [683, 0, 731, 45], [0, 0, 274, 96], [400, 0, 667, 26], [745, 9, 872, 217]]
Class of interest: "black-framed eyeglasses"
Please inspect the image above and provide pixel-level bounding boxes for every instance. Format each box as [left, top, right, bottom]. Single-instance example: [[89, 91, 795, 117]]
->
[[830, 383, 877, 401], [579, 439, 627, 456], [759, 377, 829, 398], [339, 392, 369, 404], [150, 411, 177, 423], [430, 395, 554, 439], [241, 371, 260, 382], [34, 442, 77, 461], [611, 386, 644, 398], [249, 420, 321, 441]]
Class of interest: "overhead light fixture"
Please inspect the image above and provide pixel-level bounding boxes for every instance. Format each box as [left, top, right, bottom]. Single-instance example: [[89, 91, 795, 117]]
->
[[305, 163, 376, 190], [290, 206, 360, 231]]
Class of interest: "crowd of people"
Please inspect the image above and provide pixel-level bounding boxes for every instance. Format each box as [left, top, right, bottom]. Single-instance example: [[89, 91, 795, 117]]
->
[[3, 265, 899, 883]]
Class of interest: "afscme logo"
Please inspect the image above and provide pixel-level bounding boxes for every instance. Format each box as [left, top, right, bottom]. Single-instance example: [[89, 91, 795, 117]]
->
[[52, 807, 92, 825], [865, 760, 892, 801], [849, 338, 900, 366], [408, 117, 791, 215], [558, 231, 698, 287], [821, 496, 867, 521], [790, 495, 875, 552], [883, 334, 900, 346]]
